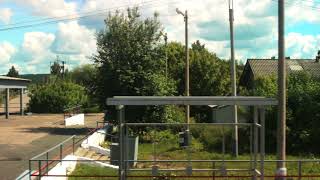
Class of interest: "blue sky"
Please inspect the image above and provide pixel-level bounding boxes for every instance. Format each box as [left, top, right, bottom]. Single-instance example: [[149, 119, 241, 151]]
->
[[0, 0, 319, 74]]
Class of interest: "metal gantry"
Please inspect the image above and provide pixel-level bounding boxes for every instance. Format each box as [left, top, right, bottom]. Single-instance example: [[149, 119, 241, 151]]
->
[[106, 96, 277, 180]]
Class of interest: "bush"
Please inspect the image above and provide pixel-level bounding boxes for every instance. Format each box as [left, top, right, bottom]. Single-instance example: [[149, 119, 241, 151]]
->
[[28, 81, 88, 113]]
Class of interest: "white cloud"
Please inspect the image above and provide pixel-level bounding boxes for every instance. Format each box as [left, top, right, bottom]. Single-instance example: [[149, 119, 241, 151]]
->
[[15, 0, 77, 18], [22, 32, 55, 65], [0, 41, 15, 63], [0, 8, 12, 24], [286, 33, 320, 58], [53, 21, 97, 64]]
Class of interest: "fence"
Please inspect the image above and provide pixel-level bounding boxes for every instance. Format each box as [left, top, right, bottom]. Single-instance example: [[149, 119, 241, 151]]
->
[[28, 126, 99, 180]]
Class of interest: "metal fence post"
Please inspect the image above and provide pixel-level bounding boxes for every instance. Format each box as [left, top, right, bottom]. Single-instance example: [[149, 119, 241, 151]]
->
[[298, 160, 302, 180], [117, 105, 125, 180], [60, 144, 63, 165], [46, 152, 49, 175], [212, 161, 216, 180], [38, 160, 41, 180], [72, 136, 75, 155], [29, 160, 31, 180], [253, 106, 258, 180], [259, 107, 265, 180]]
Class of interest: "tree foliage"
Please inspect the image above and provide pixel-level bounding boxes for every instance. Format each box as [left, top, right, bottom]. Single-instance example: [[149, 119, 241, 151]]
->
[[28, 81, 88, 113], [250, 72, 320, 153], [7, 66, 19, 77], [93, 8, 178, 124]]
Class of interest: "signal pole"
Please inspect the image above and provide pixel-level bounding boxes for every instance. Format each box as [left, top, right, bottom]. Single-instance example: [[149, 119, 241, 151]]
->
[[176, 8, 190, 129], [276, 0, 287, 179], [229, 0, 238, 157]]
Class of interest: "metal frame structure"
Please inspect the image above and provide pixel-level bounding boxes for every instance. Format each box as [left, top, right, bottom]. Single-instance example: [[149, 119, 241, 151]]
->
[[0, 76, 31, 119], [106, 96, 278, 180]]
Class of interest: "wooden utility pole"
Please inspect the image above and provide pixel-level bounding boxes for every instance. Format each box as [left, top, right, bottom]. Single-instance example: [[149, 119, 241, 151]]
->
[[276, 0, 287, 179], [229, 0, 238, 157]]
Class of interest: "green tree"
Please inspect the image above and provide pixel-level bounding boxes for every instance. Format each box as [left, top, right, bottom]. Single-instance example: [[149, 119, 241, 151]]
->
[[7, 66, 19, 77], [93, 8, 178, 124], [69, 64, 97, 93], [50, 61, 62, 76], [28, 81, 88, 113]]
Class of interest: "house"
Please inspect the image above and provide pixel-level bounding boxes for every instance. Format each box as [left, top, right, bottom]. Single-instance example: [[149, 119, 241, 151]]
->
[[239, 51, 320, 89]]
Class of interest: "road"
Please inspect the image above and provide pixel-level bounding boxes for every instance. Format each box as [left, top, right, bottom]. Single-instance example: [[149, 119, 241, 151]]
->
[[0, 113, 103, 180]]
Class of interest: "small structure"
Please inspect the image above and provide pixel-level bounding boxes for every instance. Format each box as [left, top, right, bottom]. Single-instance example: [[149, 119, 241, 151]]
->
[[107, 96, 278, 180], [0, 76, 31, 119], [240, 53, 320, 89]]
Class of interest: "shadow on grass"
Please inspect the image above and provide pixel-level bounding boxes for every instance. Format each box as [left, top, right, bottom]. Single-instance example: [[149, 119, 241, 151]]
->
[[21, 127, 92, 135]]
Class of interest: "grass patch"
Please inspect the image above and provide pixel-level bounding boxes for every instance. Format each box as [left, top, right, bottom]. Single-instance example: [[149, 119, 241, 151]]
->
[[70, 142, 320, 179]]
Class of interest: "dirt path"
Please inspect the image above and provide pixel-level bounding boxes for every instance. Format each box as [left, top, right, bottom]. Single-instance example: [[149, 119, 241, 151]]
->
[[0, 113, 103, 179]]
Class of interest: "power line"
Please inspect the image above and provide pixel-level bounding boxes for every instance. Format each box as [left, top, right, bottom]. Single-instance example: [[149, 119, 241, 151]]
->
[[0, 0, 181, 32], [4, 0, 160, 27]]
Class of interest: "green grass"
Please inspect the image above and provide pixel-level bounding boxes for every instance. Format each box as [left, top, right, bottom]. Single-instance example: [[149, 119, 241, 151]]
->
[[69, 142, 320, 179]]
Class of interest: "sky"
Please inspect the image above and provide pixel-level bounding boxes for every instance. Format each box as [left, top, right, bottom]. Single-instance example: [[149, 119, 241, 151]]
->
[[0, 0, 319, 74]]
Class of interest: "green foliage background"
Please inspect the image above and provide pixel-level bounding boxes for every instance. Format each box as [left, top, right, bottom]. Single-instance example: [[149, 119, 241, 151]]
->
[[28, 81, 88, 113]]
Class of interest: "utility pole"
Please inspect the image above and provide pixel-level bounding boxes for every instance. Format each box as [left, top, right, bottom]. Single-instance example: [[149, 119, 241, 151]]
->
[[164, 33, 168, 80], [176, 8, 190, 129], [228, 0, 238, 157], [160, 31, 168, 80], [276, 0, 287, 179]]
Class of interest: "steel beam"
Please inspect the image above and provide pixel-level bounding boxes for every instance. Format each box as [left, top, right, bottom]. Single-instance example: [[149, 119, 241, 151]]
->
[[107, 96, 277, 106]]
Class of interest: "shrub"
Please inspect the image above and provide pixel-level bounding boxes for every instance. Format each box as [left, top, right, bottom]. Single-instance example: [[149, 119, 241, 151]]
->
[[28, 81, 88, 113]]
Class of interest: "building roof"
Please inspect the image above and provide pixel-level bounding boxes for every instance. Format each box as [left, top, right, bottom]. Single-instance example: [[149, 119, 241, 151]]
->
[[0, 76, 31, 89], [0, 75, 31, 82], [247, 59, 320, 78]]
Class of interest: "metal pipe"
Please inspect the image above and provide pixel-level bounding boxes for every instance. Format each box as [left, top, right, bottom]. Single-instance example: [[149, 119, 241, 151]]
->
[[46, 152, 49, 175], [29, 160, 31, 180], [253, 107, 258, 180], [31, 136, 75, 160], [125, 122, 254, 126], [60, 144, 63, 164], [117, 105, 125, 180], [20, 88, 24, 115], [260, 107, 265, 180], [5, 88, 9, 119]]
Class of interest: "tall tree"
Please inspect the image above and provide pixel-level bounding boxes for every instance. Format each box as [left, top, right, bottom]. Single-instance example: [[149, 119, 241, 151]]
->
[[7, 66, 19, 77], [93, 8, 176, 124]]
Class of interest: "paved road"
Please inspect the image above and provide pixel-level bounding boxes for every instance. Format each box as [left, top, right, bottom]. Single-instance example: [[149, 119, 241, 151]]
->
[[0, 113, 103, 180]]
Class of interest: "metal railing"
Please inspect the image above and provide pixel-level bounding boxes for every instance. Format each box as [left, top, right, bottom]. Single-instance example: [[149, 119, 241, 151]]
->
[[28, 126, 99, 180], [27, 158, 320, 180]]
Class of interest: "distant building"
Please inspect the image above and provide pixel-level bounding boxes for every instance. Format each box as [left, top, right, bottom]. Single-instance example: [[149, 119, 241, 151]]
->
[[239, 51, 320, 89]]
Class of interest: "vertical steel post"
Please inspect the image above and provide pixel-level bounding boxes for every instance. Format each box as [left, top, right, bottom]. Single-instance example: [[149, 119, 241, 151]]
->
[[253, 107, 258, 180], [212, 161, 216, 180], [60, 144, 62, 164], [72, 136, 75, 155], [298, 161, 302, 180], [5, 88, 9, 119], [260, 107, 265, 180], [20, 88, 24, 115], [117, 105, 125, 180], [46, 152, 49, 175], [29, 160, 31, 180], [277, 0, 287, 178], [38, 160, 41, 180]]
